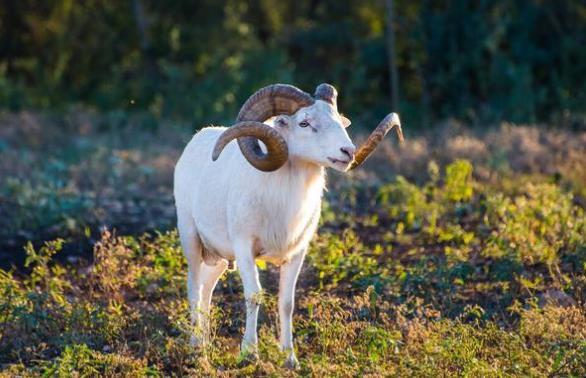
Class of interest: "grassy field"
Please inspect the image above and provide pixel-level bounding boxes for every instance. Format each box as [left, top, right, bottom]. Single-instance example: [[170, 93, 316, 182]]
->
[[0, 111, 585, 376]]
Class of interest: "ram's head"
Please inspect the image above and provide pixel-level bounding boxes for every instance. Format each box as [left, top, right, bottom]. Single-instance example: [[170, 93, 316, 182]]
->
[[212, 83, 403, 172]]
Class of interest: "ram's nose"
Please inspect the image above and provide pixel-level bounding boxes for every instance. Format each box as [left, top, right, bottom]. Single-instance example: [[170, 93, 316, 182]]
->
[[340, 145, 356, 161]]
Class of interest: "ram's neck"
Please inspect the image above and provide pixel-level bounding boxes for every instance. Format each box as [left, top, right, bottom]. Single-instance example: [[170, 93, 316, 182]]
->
[[255, 160, 324, 256], [259, 160, 325, 219], [283, 160, 326, 196]]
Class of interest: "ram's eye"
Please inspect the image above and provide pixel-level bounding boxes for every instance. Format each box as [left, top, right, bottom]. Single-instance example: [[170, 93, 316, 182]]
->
[[299, 121, 310, 128]]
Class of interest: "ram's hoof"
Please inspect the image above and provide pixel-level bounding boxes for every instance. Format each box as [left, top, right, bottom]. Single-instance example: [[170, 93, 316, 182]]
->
[[237, 342, 259, 367], [283, 354, 299, 370], [190, 335, 204, 349], [237, 351, 259, 367]]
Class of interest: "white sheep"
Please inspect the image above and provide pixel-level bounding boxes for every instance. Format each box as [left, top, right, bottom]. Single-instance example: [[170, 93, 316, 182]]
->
[[173, 83, 402, 368]]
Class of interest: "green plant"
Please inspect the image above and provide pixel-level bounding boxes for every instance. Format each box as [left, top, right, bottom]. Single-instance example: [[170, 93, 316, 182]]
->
[[483, 182, 586, 272]]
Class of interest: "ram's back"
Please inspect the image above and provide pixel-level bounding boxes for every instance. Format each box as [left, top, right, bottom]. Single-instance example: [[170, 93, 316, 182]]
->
[[174, 127, 228, 211]]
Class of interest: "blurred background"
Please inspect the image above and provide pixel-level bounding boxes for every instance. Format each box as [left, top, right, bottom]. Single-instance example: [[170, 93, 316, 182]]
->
[[0, 1, 585, 265], [0, 3, 586, 374], [1, 0, 585, 127]]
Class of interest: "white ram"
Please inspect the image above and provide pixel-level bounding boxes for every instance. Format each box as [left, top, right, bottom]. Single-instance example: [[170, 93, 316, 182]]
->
[[174, 83, 402, 368]]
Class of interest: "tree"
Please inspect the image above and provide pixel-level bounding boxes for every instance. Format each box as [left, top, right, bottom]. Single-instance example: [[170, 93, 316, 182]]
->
[[385, 0, 399, 111]]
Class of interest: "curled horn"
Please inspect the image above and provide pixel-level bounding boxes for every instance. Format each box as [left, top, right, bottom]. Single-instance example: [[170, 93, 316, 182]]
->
[[236, 84, 314, 123], [349, 113, 404, 170], [212, 121, 289, 172], [213, 84, 314, 172]]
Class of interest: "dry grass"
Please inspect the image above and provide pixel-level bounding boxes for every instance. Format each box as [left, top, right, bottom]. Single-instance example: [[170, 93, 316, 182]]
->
[[0, 110, 585, 376]]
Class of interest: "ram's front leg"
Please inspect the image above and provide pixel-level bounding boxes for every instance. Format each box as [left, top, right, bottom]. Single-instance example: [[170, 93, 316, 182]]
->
[[234, 238, 262, 362], [279, 249, 305, 369]]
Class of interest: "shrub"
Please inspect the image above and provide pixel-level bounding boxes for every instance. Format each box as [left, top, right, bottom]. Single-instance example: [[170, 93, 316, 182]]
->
[[483, 182, 586, 270]]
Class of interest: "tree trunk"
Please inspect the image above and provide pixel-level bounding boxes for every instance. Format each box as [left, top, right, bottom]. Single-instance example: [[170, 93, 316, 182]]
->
[[132, 0, 150, 52], [385, 0, 399, 111]]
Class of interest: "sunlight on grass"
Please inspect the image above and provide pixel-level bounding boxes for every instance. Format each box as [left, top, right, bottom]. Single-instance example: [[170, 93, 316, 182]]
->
[[0, 156, 584, 376]]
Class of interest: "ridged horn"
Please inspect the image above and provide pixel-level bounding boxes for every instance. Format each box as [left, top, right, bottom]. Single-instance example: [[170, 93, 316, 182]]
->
[[236, 84, 315, 122], [349, 113, 404, 170], [227, 84, 315, 172], [314, 83, 338, 108], [212, 121, 288, 172]]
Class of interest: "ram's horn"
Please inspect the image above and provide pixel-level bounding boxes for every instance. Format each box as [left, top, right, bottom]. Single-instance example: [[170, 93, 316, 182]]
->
[[226, 84, 314, 171], [314, 83, 338, 108], [212, 121, 288, 172], [349, 113, 403, 170], [236, 84, 314, 122]]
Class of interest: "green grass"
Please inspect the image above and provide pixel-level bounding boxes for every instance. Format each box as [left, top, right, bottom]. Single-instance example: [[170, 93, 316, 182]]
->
[[0, 112, 585, 376]]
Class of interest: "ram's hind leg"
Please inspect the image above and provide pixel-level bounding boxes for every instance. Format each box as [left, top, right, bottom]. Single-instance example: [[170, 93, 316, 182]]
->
[[177, 212, 205, 347]]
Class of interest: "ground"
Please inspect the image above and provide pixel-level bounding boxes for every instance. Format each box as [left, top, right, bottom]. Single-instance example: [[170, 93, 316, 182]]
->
[[0, 111, 585, 377]]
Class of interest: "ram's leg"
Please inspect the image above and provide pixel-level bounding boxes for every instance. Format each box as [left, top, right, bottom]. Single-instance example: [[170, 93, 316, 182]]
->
[[177, 212, 204, 347], [199, 260, 228, 344], [279, 249, 305, 369], [234, 239, 262, 361]]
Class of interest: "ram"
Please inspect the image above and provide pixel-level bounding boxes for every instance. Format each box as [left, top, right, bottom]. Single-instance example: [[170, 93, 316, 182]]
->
[[174, 83, 403, 368]]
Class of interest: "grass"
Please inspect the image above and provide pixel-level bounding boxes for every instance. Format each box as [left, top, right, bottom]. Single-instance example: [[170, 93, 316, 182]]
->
[[0, 110, 585, 376]]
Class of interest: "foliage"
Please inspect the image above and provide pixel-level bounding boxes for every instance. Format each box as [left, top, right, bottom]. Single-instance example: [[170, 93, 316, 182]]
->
[[483, 183, 586, 268], [43, 344, 154, 378], [0, 114, 585, 375], [0, 225, 584, 375], [1, 1, 585, 125]]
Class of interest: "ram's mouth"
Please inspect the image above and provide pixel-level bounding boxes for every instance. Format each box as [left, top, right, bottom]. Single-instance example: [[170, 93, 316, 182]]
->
[[328, 157, 352, 166]]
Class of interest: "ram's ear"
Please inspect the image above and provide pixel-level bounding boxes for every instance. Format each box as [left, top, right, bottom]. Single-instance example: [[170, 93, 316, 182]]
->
[[274, 115, 290, 128], [340, 115, 351, 128]]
